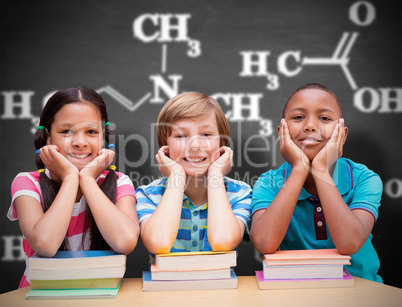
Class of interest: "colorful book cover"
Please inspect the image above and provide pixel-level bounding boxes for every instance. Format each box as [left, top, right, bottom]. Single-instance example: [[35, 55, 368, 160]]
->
[[262, 260, 344, 280], [155, 251, 236, 270], [30, 277, 122, 289], [29, 265, 126, 280], [26, 280, 122, 299], [32, 250, 121, 259], [156, 250, 236, 258], [29, 250, 126, 270], [150, 264, 231, 281], [142, 269, 238, 291], [255, 269, 354, 290], [263, 249, 351, 266]]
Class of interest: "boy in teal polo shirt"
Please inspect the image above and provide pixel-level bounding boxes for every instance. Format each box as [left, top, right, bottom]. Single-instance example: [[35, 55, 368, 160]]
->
[[251, 83, 382, 282]]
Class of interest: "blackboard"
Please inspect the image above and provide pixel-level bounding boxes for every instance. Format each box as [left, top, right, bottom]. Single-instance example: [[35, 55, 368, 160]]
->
[[1, 0, 401, 293]]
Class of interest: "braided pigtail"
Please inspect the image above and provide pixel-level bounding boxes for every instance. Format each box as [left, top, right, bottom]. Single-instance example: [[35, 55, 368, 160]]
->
[[33, 126, 60, 213], [34, 126, 68, 251], [100, 121, 117, 203], [87, 121, 118, 250]]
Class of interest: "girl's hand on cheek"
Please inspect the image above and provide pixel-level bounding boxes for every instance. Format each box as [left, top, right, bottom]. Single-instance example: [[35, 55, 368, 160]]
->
[[279, 119, 310, 170], [39, 145, 78, 183], [208, 146, 233, 177], [156, 146, 185, 178], [80, 149, 114, 179]]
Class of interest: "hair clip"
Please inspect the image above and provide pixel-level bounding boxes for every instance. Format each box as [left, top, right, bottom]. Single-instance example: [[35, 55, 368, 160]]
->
[[109, 165, 116, 171], [36, 150, 40, 154], [38, 169, 46, 173], [105, 122, 111, 126], [108, 144, 115, 148], [37, 126, 45, 130]]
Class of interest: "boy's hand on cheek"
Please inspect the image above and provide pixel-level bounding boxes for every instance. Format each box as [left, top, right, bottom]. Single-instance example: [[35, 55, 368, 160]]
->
[[208, 146, 233, 177], [80, 149, 114, 179], [279, 119, 310, 170], [156, 146, 185, 178], [39, 145, 78, 183], [312, 119, 345, 173]]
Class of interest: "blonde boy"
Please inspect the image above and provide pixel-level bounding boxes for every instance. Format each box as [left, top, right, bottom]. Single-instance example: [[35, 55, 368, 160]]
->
[[136, 92, 252, 256]]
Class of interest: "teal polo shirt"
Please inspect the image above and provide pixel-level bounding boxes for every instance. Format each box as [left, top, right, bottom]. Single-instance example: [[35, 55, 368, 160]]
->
[[252, 157, 383, 283]]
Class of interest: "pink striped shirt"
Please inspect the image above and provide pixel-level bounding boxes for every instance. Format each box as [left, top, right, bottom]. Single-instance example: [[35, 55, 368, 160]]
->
[[8, 170, 136, 288]]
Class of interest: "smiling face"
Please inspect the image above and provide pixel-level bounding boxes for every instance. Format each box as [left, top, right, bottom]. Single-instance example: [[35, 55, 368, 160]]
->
[[282, 89, 346, 161], [46, 102, 104, 170], [166, 112, 221, 177]]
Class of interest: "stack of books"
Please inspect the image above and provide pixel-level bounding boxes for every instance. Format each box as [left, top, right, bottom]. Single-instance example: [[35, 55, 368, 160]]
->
[[255, 249, 354, 290], [142, 251, 238, 291], [26, 250, 126, 299]]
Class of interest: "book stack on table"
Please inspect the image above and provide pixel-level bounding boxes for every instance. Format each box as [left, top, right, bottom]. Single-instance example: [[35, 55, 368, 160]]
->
[[255, 249, 354, 290], [142, 251, 238, 291], [26, 250, 126, 299]]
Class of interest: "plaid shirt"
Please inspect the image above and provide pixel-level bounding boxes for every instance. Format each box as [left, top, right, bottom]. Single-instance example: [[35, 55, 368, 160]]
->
[[136, 176, 252, 253]]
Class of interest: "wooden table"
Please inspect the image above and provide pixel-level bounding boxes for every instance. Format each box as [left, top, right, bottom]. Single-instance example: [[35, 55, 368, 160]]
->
[[1, 276, 401, 307]]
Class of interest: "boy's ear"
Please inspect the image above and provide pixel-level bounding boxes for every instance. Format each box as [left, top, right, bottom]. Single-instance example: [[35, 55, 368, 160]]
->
[[163, 145, 170, 157], [342, 126, 349, 145]]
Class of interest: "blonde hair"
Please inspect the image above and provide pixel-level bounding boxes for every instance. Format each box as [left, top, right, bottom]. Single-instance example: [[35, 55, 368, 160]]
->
[[157, 92, 230, 147]]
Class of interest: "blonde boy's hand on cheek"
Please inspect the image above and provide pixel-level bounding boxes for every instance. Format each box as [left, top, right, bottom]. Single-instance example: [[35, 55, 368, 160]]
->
[[208, 146, 233, 177], [278, 119, 310, 170], [311, 118, 347, 174], [80, 148, 115, 179], [156, 146, 186, 178], [39, 145, 78, 183]]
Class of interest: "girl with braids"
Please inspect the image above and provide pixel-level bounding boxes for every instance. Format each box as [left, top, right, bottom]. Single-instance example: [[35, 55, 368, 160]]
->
[[7, 87, 140, 288]]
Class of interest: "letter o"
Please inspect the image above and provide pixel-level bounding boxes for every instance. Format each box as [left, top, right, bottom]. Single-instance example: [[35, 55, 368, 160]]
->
[[349, 1, 376, 26], [354, 87, 379, 113], [385, 179, 402, 199]]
